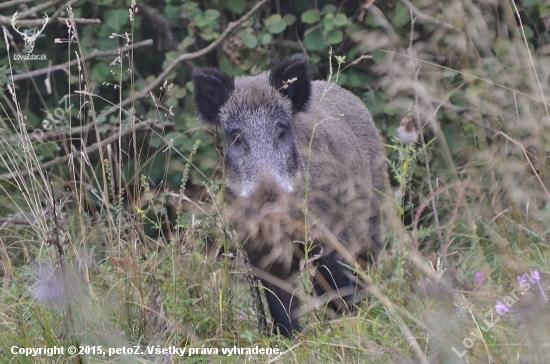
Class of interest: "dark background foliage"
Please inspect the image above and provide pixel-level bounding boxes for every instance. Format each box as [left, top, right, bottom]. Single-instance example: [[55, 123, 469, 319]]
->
[[2, 0, 550, 362]]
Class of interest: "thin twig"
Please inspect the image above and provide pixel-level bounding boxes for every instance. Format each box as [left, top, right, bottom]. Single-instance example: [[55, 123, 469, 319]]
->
[[428, 96, 498, 134], [99, 0, 270, 118], [0, 0, 79, 27], [510, 0, 550, 127], [139, 3, 178, 50], [412, 184, 455, 250], [399, 0, 457, 30], [0, 0, 34, 11], [0, 119, 170, 181], [498, 131, 550, 200], [0, 0, 63, 19], [407, 12, 445, 256], [10, 39, 153, 82], [0, 111, 167, 146], [57, 18, 100, 24], [442, 187, 465, 268]]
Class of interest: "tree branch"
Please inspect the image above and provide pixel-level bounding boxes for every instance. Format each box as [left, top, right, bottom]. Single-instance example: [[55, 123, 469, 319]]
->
[[99, 0, 270, 118], [139, 3, 179, 50], [0, 119, 171, 181], [0, 0, 35, 11], [0, 109, 168, 146], [10, 39, 153, 82], [0, 0, 79, 27], [57, 17, 101, 25]]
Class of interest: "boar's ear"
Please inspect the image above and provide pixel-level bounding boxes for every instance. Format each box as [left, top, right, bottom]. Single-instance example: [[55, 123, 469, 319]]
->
[[192, 68, 235, 125], [270, 57, 311, 112]]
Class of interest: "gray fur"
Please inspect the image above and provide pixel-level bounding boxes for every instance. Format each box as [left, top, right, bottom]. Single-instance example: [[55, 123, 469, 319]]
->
[[192, 59, 386, 338]]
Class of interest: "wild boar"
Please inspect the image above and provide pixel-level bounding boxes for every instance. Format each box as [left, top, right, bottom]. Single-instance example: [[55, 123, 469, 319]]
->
[[192, 57, 386, 338]]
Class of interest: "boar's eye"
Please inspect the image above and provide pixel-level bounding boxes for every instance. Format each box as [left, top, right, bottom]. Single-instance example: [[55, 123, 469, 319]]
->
[[228, 130, 242, 147], [276, 124, 288, 140]]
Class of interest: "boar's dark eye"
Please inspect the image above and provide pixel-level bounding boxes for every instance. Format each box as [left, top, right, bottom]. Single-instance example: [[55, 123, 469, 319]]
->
[[276, 124, 288, 140], [229, 130, 242, 147]]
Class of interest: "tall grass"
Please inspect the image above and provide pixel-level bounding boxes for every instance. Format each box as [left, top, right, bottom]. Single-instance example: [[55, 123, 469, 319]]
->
[[1, 1, 549, 363]]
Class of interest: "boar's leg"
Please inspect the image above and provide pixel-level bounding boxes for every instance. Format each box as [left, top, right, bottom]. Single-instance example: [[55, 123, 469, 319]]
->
[[261, 279, 299, 338], [313, 253, 359, 314]]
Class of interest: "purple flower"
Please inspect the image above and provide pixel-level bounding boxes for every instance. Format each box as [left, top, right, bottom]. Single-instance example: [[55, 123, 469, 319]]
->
[[532, 270, 548, 302], [495, 301, 510, 315], [239, 314, 245, 320], [517, 275, 530, 287], [164, 353, 171, 362], [475, 272, 484, 285]]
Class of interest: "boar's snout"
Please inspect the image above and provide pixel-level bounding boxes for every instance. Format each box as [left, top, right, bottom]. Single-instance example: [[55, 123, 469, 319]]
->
[[249, 172, 292, 206], [230, 173, 304, 274]]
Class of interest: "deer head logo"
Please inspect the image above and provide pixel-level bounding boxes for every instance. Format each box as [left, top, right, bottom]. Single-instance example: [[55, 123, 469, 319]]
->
[[11, 11, 49, 54]]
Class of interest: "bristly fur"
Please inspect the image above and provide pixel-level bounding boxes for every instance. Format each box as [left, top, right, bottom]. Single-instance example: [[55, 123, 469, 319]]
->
[[220, 73, 293, 129], [192, 68, 235, 124]]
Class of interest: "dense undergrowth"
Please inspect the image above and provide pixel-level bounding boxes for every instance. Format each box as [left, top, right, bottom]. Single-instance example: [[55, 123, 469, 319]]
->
[[1, 0, 550, 363]]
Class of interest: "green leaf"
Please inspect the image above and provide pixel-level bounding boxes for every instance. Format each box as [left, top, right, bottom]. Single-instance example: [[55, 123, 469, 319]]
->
[[365, 12, 379, 27], [183, 2, 201, 18], [283, 14, 297, 25], [327, 30, 343, 44], [442, 70, 455, 78], [465, 84, 482, 100], [540, 5, 550, 18], [335, 55, 346, 65], [345, 69, 370, 88], [269, 20, 287, 34], [194, 16, 209, 28], [391, 3, 410, 28], [105, 9, 129, 31], [179, 36, 196, 51], [371, 50, 385, 63], [164, 5, 179, 22], [322, 4, 337, 14], [199, 30, 219, 41], [90, 63, 110, 83], [301, 9, 320, 24], [183, 2, 199, 11], [310, 54, 321, 65], [323, 13, 335, 32], [522, 26, 534, 39], [522, 0, 539, 7], [167, 85, 188, 106], [204, 9, 220, 20], [227, 0, 247, 14], [172, 85, 187, 98], [303, 27, 326, 51], [260, 32, 272, 45], [334, 13, 348, 27], [241, 32, 258, 48], [264, 14, 283, 27], [162, 52, 179, 69], [335, 73, 348, 86]]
